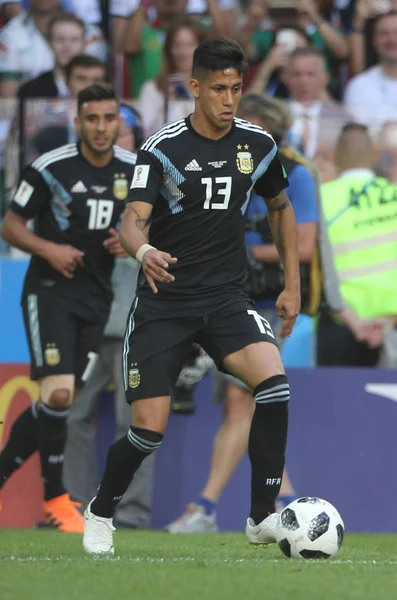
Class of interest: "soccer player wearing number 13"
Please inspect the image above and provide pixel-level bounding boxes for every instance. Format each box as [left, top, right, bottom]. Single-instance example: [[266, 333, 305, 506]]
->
[[83, 38, 301, 554], [0, 84, 136, 533]]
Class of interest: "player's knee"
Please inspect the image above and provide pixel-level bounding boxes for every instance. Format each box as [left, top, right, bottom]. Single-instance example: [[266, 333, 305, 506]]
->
[[253, 374, 290, 408], [127, 426, 164, 455], [224, 384, 254, 424], [48, 388, 72, 408]]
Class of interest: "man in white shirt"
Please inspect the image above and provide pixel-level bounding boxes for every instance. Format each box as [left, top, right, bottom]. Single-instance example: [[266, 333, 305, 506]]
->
[[284, 47, 351, 162], [344, 11, 397, 135], [0, 0, 107, 98]]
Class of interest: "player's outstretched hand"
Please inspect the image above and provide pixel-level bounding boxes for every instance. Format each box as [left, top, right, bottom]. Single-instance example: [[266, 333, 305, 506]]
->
[[276, 287, 300, 339], [46, 243, 84, 279], [142, 249, 177, 294], [103, 228, 128, 258]]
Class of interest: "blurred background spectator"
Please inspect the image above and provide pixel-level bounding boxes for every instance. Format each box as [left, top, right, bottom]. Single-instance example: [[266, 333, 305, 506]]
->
[[17, 13, 86, 100], [112, 0, 230, 99], [0, 0, 106, 98], [375, 120, 397, 182], [136, 15, 206, 136], [344, 10, 397, 135]]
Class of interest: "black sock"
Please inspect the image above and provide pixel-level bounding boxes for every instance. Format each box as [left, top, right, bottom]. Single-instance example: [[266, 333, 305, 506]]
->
[[36, 402, 69, 501], [91, 426, 163, 518], [0, 402, 39, 486], [249, 374, 290, 525]]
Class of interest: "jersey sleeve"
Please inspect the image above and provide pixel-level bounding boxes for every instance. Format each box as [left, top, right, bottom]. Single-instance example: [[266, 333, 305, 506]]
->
[[128, 149, 164, 206], [287, 164, 319, 224], [254, 148, 289, 200], [10, 166, 51, 219]]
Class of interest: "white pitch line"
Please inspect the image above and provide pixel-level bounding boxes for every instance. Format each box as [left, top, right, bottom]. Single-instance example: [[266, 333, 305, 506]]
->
[[4, 556, 397, 565]]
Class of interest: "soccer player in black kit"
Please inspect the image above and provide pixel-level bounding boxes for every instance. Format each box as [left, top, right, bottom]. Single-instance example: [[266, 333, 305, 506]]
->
[[83, 39, 300, 554], [0, 84, 136, 533]]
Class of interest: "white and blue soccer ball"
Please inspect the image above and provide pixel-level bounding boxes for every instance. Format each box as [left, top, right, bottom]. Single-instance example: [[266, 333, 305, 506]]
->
[[276, 497, 345, 559]]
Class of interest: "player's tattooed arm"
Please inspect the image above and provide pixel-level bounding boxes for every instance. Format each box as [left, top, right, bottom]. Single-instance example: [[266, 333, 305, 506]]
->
[[264, 190, 301, 338], [125, 203, 150, 232], [265, 189, 291, 212], [119, 201, 152, 257]]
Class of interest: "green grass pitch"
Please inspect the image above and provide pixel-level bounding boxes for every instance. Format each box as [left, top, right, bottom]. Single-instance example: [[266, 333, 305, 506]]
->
[[2, 530, 397, 600]]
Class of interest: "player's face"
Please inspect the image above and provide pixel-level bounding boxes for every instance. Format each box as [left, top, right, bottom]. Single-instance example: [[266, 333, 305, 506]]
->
[[50, 23, 85, 68], [76, 100, 121, 155], [191, 68, 243, 131]]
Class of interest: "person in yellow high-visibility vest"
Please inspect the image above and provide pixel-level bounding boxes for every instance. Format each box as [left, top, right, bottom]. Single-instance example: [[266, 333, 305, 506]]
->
[[318, 122, 397, 366]]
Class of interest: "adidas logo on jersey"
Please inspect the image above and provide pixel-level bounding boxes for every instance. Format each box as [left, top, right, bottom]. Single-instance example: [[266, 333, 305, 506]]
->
[[71, 181, 87, 193], [185, 160, 202, 171]]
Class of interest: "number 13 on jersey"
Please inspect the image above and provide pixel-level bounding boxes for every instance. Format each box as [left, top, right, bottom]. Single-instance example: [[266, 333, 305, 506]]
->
[[202, 176, 232, 210]]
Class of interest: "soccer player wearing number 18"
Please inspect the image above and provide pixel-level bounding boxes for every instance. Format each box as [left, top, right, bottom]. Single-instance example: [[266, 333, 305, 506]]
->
[[83, 38, 301, 554], [0, 84, 136, 533]]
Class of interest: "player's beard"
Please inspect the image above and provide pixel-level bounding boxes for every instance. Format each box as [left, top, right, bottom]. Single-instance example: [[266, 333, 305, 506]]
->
[[85, 134, 116, 156]]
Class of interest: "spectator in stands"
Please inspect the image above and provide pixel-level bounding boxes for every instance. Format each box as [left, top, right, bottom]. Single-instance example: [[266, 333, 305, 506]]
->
[[318, 123, 397, 366], [65, 53, 106, 97], [376, 120, 397, 183], [348, 0, 397, 75], [0, 0, 102, 24], [0, 0, 106, 97], [283, 48, 351, 173], [0, 0, 20, 22], [119, 0, 227, 98], [165, 93, 319, 533], [29, 55, 107, 155], [136, 16, 206, 137], [344, 11, 397, 134], [18, 13, 86, 100], [241, 0, 348, 99]]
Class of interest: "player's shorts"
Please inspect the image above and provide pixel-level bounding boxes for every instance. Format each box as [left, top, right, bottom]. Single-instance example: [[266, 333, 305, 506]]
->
[[123, 295, 278, 404], [213, 307, 284, 402], [22, 290, 105, 388]]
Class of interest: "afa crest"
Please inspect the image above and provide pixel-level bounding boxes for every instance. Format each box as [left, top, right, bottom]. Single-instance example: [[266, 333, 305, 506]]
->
[[113, 173, 128, 200], [129, 364, 140, 389], [236, 151, 254, 174], [45, 344, 60, 366]]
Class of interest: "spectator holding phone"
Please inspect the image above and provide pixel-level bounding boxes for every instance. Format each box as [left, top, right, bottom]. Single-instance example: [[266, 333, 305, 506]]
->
[[242, 0, 348, 99], [135, 15, 207, 137]]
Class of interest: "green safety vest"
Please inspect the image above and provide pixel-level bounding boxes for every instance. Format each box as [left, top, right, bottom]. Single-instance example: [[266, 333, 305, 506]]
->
[[321, 174, 397, 319]]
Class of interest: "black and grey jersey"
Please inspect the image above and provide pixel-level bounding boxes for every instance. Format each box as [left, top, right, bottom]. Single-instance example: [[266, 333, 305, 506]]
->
[[10, 143, 136, 321], [129, 116, 288, 306]]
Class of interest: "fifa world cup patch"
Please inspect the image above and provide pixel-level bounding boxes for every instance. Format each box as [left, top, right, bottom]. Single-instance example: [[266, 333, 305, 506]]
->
[[236, 144, 254, 174], [129, 364, 140, 388], [45, 343, 61, 366], [130, 165, 150, 189]]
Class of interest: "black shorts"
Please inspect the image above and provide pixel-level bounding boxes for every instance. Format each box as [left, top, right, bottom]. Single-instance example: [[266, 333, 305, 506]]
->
[[22, 290, 105, 387], [123, 295, 278, 403]]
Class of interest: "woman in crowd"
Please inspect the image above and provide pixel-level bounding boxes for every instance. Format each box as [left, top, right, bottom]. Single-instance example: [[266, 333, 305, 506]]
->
[[136, 15, 207, 138]]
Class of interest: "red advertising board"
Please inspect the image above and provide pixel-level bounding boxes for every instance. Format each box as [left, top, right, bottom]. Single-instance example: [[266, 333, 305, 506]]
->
[[0, 365, 43, 527]]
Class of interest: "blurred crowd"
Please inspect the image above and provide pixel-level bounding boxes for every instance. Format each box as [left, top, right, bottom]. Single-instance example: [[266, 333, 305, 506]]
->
[[1, 0, 397, 369]]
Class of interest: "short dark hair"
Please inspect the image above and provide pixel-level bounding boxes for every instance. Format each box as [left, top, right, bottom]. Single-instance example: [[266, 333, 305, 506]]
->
[[341, 122, 369, 135], [49, 13, 85, 39], [192, 37, 247, 78], [289, 47, 327, 70], [77, 83, 119, 112], [65, 54, 107, 82]]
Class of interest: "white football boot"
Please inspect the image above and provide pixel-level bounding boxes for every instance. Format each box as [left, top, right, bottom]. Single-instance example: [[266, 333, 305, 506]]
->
[[245, 513, 280, 545], [83, 499, 116, 555], [165, 503, 218, 533]]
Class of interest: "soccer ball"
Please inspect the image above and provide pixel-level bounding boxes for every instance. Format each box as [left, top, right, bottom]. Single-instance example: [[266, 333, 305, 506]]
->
[[276, 497, 345, 559]]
